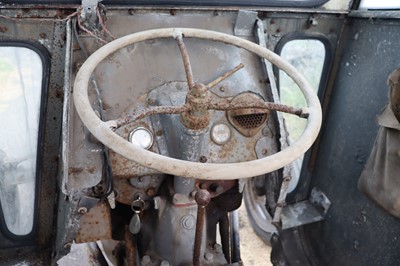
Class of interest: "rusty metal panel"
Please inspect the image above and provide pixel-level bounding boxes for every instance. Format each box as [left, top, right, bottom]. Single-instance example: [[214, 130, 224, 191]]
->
[[76, 202, 112, 243]]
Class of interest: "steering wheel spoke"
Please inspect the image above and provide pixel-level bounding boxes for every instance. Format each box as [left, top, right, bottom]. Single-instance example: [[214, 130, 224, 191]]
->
[[174, 32, 195, 90], [114, 105, 190, 128], [206, 63, 245, 89], [207, 97, 309, 118]]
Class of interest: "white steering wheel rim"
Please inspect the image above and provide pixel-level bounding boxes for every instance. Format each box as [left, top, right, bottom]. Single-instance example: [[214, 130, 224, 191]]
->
[[73, 28, 322, 180]]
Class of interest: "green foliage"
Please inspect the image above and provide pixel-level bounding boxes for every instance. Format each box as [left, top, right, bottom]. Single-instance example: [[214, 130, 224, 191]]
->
[[279, 39, 325, 141]]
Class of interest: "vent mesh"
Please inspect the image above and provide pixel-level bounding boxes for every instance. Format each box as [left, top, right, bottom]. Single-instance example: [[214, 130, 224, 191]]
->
[[232, 113, 266, 129]]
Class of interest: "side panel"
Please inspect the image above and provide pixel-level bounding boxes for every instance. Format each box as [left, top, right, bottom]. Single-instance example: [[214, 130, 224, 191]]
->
[[0, 12, 66, 263], [301, 18, 400, 265]]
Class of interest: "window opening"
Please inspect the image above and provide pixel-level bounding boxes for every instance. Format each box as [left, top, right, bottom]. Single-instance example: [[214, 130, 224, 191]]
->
[[0, 47, 42, 235], [279, 39, 325, 192]]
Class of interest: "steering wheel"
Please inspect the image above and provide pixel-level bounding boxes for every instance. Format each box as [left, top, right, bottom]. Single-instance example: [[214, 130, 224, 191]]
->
[[73, 28, 322, 180]]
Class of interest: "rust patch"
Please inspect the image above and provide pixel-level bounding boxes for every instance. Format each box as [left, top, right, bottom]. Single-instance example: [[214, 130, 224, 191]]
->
[[109, 122, 161, 179], [0, 26, 8, 33], [75, 202, 112, 243], [55, 89, 62, 98], [245, 138, 259, 159], [155, 129, 163, 136], [218, 138, 238, 159], [86, 165, 96, 174], [124, 225, 137, 265], [210, 92, 308, 118], [68, 167, 83, 174], [102, 101, 112, 111], [115, 104, 189, 128], [114, 179, 136, 205]]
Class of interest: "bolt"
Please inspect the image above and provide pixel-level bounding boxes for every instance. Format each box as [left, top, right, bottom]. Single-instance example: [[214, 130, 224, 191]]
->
[[262, 126, 270, 136], [199, 156, 207, 163], [75, 62, 83, 71], [128, 9, 135, 15], [219, 86, 225, 92], [170, 9, 177, 16], [77, 207, 88, 214], [142, 255, 151, 265], [147, 98, 156, 105], [64, 242, 72, 249], [156, 129, 163, 136], [160, 260, 170, 266], [39, 32, 47, 39], [181, 215, 196, 230], [146, 187, 156, 197], [204, 252, 214, 262], [262, 149, 268, 156], [214, 243, 223, 253]]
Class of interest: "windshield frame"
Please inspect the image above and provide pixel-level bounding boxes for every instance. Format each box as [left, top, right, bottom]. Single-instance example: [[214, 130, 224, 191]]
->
[[0, 0, 330, 8]]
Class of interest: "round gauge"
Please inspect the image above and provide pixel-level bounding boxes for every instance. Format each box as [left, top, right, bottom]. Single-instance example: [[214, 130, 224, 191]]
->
[[128, 127, 154, 150], [211, 123, 231, 145]]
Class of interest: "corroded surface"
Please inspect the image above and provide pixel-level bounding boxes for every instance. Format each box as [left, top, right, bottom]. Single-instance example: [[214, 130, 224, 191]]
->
[[76, 202, 112, 243]]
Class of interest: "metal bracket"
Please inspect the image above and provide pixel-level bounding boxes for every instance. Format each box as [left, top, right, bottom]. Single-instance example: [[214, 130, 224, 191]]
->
[[281, 187, 331, 229], [80, 0, 102, 26], [234, 10, 258, 37], [77, 195, 100, 213]]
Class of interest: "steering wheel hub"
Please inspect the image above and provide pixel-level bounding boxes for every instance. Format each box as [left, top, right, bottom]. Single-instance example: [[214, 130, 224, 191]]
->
[[181, 83, 212, 130]]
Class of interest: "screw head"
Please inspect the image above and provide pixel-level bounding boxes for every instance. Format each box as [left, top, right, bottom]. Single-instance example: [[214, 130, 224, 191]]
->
[[142, 255, 151, 264], [204, 252, 214, 261], [77, 207, 88, 214], [199, 156, 207, 163], [160, 260, 170, 266]]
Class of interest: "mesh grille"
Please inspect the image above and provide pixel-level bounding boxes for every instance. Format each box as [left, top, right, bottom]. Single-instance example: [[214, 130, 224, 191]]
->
[[232, 113, 266, 129]]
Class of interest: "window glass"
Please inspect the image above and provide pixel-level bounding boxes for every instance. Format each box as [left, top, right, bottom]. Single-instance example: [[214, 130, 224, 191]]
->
[[279, 39, 325, 192], [359, 0, 400, 10], [0, 47, 42, 235]]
